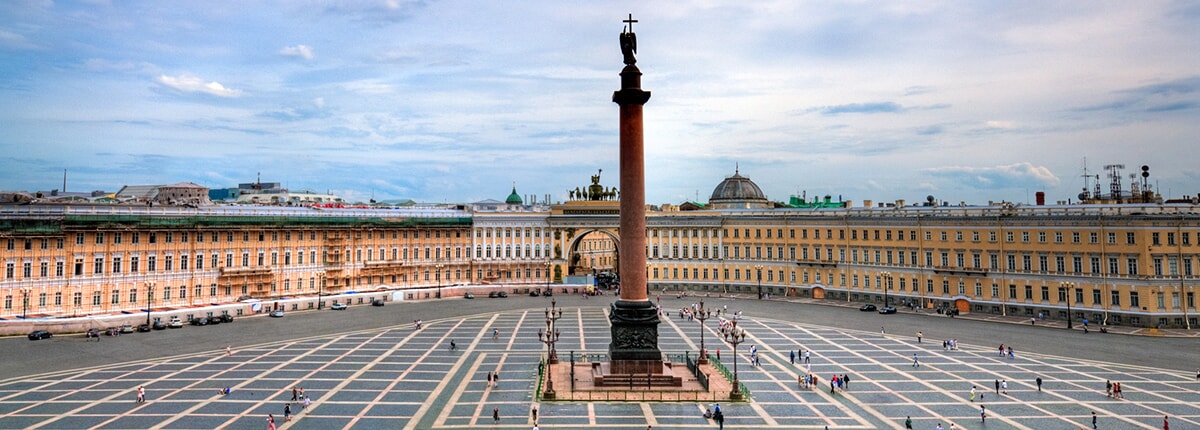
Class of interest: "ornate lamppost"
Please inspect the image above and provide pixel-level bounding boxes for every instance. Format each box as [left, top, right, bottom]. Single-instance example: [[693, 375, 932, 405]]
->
[[435, 263, 445, 299], [317, 273, 325, 309], [545, 299, 563, 363], [754, 264, 764, 299], [544, 261, 552, 293], [537, 318, 560, 399], [20, 286, 32, 319], [695, 300, 712, 364], [724, 319, 746, 400], [1060, 281, 1075, 329], [881, 271, 891, 307], [145, 281, 155, 326]]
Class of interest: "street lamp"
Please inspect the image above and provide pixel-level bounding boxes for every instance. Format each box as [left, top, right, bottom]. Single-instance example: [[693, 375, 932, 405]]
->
[[544, 299, 563, 363], [20, 286, 32, 319], [695, 300, 712, 364], [754, 264, 764, 299], [544, 261, 552, 294], [537, 318, 560, 400], [723, 319, 746, 400], [881, 271, 891, 307], [317, 273, 325, 309], [1060, 281, 1075, 329], [145, 281, 155, 326], [435, 263, 445, 299]]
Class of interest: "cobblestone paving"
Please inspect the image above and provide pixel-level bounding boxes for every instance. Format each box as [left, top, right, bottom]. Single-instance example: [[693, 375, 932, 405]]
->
[[0, 307, 1196, 429]]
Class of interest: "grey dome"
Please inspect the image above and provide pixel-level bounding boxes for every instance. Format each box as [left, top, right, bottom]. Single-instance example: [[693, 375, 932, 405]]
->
[[708, 168, 770, 209]]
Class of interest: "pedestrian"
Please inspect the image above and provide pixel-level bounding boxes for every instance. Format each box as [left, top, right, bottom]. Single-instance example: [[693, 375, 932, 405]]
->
[[298, 387, 304, 399], [1092, 411, 1097, 429], [980, 405, 986, 423], [1007, 346, 1015, 359], [303, 394, 311, 410], [450, 339, 456, 351], [1164, 415, 1169, 430], [1031, 316, 1036, 325], [999, 344, 1005, 357], [493, 407, 500, 423], [714, 408, 724, 430], [790, 350, 795, 365], [284, 403, 291, 422], [292, 387, 299, 402], [830, 375, 836, 394], [267, 414, 276, 430], [804, 350, 810, 364], [881, 326, 885, 334], [226, 345, 232, 356], [843, 374, 850, 391], [912, 353, 919, 367], [494, 371, 500, 387], [935, 423, 943, 430], [1114, 382, 1122, 399], [994, 379, 1000, 394], [136, 386, 145, 403], [487, 371, 493, 387], [1036, 376, 1043, 392], [493, 329, 499, 340], [1195, 368, 1199, 381], [917, 331, 922, 343], [904, 415, 913, 429], [1106, 380, 1112, 397], [1001, 379, 1008, 394], [531, 406, 538, 422], [970, 386, 976, 402], [717, 349, 721, 360]]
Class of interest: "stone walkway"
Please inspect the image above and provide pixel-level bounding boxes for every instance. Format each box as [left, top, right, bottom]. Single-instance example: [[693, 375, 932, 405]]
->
[[0, 306, 1196, 429]]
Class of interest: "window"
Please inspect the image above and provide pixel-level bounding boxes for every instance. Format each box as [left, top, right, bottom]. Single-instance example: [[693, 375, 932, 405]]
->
[[1130, 291, 1140, 308]]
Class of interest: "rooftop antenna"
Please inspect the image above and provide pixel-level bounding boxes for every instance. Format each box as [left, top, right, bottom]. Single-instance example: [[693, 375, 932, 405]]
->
[[1104, 164, 1124, 200], [62, 169, 67, 193], [1080, 157, 1091, 200]]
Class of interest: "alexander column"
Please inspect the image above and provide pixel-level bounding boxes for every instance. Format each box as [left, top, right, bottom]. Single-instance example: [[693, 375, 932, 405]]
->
[[608, 14, 663, 375]]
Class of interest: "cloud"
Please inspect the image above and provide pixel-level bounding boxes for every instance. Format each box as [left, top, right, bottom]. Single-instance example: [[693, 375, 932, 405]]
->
[[280, 44, 314, 60], [156, 74, 242, 98], [923, 162, 1060, 190], [0, 28, 36, 49], [805, 102, 950, 116], [985, 120, 1014, 129], [1073, 76, 1200, 113]]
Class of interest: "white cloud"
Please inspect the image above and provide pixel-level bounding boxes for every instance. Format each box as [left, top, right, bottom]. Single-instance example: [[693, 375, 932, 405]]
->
[[0, 28, 36, 49], [985, 120, 1014, 129], [156, 74, 243, 98], [280, 44, 314, 60], [313, 97, 325, 108]]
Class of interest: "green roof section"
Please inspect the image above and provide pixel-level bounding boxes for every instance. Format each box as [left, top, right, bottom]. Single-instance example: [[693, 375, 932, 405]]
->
[[505, 184, 523, 205]]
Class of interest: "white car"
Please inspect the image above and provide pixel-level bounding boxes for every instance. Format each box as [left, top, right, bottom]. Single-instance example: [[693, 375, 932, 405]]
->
[[168, 317, 184, 328], [270, 310, 285, 318], [330, 302, 347, 310]]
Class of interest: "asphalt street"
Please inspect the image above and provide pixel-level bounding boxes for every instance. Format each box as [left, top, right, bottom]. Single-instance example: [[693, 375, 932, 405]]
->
[[1, 292, 1195, 381]]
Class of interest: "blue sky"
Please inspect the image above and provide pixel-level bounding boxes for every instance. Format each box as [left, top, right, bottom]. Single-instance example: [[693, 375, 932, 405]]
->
[[2, 1, 1199, 205]]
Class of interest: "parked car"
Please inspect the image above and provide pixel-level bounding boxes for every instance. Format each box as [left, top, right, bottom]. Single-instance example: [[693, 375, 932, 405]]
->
[[191, 317, 209, 326], [463, 293, 475, 299], [878, 306, 897, 314], [488, 291, 498, 298], [542, 289, 553, 297], [208, 316, 222, 325], [28, 330, 52, 340], [371, 299, 385, 307], [136, 324, 152, 332], [152, 318, 167, 330], [167, 317, 183, 328], [119, 324, 135, 333], [331, 302, 348, 310], [218, 314, 234, 323], [497, 291, 508, 298], [859, 304, 877, 312], [85, 328, 101, 339], [105, 327, 121, 336], [269, 310, 284, 318], [529, 290, 541, 297]]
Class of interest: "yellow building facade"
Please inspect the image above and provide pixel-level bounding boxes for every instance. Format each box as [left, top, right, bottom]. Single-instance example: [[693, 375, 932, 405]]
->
[[3, 201, 1199, 329]]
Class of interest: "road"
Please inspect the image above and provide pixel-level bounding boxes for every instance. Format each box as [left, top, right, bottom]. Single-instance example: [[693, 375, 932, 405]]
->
[[2, 292, 1195, 380]]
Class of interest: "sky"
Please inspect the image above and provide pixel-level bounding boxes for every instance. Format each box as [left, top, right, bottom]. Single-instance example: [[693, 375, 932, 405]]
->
[[2, 1, 1199, 206]]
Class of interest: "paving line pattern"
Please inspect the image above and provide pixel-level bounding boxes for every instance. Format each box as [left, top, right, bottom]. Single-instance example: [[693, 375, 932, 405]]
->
[[0, 309, 1196, 429]]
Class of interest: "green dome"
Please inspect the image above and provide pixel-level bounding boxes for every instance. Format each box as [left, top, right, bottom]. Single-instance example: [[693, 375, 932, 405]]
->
[[505, 185, 523, 205]]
